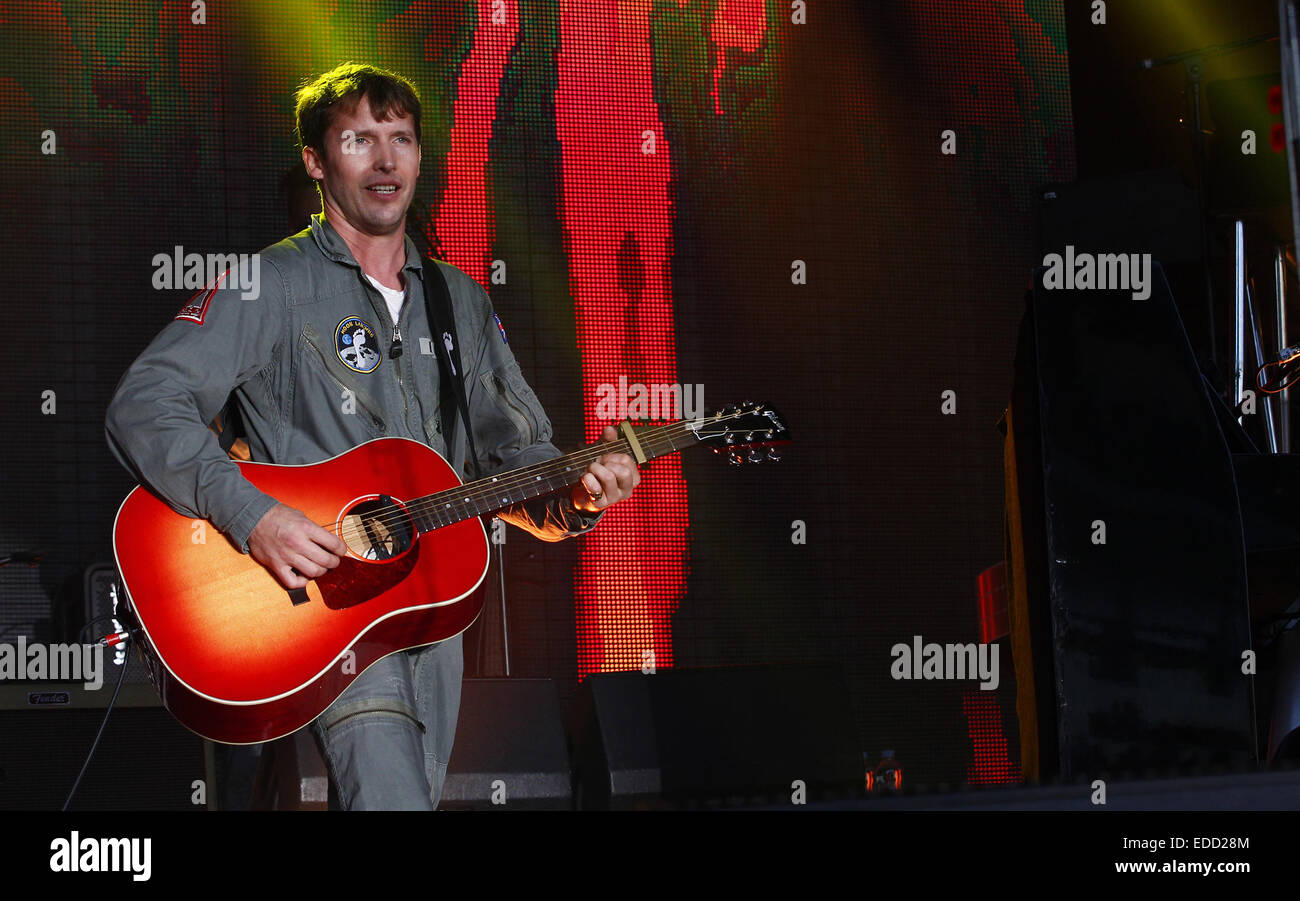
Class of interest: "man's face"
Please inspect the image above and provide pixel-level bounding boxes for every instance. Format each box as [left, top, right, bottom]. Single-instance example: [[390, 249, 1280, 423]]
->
[[303, 94, 420, 238]]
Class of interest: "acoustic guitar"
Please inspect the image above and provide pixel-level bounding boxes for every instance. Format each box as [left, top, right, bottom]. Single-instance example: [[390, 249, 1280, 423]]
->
[[112, 402, 788, 743]]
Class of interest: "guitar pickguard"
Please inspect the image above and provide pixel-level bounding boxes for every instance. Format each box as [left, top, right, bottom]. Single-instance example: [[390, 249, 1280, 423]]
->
[[313, 543, 419, 610], [316, 493, 420, 610]]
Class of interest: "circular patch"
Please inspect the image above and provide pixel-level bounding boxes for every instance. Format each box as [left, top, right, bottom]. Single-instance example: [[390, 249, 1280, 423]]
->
[[335, 316, 382, 373]]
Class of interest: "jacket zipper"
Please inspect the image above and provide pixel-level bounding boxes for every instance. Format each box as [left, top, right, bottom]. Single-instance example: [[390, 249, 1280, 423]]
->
[[489, 372, 536, 447], [392, 307, 409, 432], [360, 276, 410, 436]]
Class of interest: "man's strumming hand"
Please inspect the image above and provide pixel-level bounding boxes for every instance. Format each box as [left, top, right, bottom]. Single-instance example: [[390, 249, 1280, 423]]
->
[[248, 502, 349, 589], [570, 425, 641, 513]]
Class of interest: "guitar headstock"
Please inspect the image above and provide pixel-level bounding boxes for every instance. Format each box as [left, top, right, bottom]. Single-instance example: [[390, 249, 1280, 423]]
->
[[688, 401, 790, 465]]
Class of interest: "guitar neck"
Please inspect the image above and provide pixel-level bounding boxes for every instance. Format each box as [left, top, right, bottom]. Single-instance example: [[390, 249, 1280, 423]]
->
[[405, 420, 700, 531]]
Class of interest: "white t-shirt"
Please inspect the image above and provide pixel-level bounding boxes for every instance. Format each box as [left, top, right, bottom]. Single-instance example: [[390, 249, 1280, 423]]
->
[[364, 273, 406, 327]]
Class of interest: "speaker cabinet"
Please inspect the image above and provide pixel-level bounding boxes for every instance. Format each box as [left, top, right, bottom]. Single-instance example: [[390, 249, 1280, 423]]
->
[[0, 682, 212, 810], [570, 664, 863, 809], [1004, 265, 1256, 780], [440, 678, 571, 809]]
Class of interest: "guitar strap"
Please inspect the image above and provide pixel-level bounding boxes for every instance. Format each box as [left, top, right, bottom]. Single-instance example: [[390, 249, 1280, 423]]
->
[[420, 257, 483, 480]]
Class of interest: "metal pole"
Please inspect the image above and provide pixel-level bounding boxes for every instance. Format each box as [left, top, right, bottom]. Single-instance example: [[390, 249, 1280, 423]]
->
[[1277, 245, 1291, 452], [496, 527, 510, 676], [1280, 1, 1300, 253], [1249, 284, 1279, 452], [1235, 220, 1247, 421]]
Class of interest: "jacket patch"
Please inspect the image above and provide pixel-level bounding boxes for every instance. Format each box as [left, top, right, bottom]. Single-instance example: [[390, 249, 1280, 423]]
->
[[335, 316, 382, 373], [174, 270, 228, 324], [493, 312, 508, 345]]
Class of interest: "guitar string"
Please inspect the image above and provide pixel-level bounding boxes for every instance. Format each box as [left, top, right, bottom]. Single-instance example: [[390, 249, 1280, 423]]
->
[[332, 425, 698, 547], [328, 407, 775, 545], [333, 433, 642, 544], [389, 409, 776, 528], [327, 412, 765, 546], [329, 415, 723, 534], [331, 428, 684, 550]]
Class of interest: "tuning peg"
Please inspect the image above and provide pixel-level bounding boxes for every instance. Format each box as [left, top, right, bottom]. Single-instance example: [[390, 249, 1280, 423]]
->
[[745, 431, 754, 441], [725, 433, 736, 444], [747, 449, 763, 463], [728, 452, 743, 466], [766, 448, 781, 462]]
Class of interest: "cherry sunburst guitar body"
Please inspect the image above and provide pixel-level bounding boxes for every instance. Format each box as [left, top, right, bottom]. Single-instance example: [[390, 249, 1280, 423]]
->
[[114, 438, 488, 745], [111, 403, 789, 745]]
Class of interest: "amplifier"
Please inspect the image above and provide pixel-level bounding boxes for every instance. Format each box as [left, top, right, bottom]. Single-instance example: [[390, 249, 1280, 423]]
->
[[0, 681, 213, 810]]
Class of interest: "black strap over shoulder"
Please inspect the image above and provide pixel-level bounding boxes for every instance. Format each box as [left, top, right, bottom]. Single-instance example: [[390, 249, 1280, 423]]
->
[[420, 258, 482, 480]]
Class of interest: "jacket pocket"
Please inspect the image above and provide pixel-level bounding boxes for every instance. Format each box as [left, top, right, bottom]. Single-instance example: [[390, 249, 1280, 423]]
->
[[299, 322, 388, 439], [478, 363, 541, 451]]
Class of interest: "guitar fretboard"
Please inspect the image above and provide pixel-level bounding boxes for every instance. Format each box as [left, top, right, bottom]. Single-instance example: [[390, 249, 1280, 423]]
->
[[404, 419, 702, 531]]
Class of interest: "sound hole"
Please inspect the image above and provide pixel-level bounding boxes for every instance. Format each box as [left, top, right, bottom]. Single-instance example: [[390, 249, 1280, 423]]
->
[[341, 495, 415, 561]]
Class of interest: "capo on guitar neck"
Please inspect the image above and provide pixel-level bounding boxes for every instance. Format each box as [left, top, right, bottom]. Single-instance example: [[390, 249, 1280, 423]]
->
[[619, 420, 647, 465]]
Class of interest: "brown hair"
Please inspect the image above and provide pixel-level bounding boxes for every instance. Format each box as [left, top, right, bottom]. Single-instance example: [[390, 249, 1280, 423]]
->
[[295, 62, 421, 159]]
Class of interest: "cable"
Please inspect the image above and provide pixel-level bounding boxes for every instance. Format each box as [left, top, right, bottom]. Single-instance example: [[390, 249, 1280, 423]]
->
[[1257, 348, 1300, 394], [60, 630, 135, 812], [77, 614, 121, 644]]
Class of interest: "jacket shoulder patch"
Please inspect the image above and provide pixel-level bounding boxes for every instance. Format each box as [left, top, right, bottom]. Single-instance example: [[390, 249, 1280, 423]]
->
[[174, 271, 229, 324]]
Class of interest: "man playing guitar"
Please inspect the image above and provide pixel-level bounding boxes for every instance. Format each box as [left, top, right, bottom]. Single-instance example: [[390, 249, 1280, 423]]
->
[[105, 62, 640, 809]]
